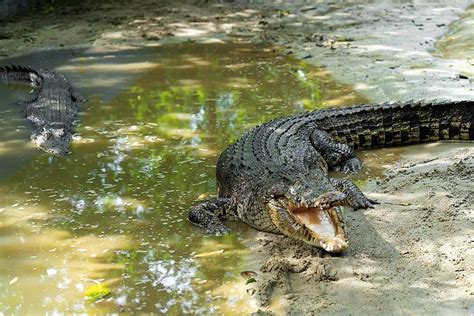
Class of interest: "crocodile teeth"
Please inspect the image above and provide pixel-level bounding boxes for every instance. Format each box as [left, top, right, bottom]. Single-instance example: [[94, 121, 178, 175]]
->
[[292, 221, 301, 230]]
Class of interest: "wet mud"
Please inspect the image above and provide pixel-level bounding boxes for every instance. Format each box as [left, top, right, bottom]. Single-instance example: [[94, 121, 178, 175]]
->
[[244, 143, 473, 315]]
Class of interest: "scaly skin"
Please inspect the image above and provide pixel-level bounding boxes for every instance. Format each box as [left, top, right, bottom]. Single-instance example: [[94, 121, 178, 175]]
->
[[0, 65, 86, 155], [189, 100, 473, 252]]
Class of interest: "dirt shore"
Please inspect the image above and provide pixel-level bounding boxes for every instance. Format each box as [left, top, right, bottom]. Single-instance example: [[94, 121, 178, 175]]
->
[[1, 1, 473, 315], [244, 143, 473, 315]]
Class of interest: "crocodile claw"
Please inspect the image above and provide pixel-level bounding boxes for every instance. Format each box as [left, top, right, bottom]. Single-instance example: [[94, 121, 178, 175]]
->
[[349, 196, 377, 210], [188, 197, 231, 235], [208, 224, 231, 235], [337, 157, 363, 174], [189, 216, 231, 235], [368, 198, 379, 205]]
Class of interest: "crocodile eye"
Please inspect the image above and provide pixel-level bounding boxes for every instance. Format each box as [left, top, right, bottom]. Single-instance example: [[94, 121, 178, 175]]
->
[[289, 186, 296, 195]]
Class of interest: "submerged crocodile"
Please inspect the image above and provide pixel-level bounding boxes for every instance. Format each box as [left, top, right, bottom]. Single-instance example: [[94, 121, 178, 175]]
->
[[189, 100, 473, 252], [0, 65, 85, 155]]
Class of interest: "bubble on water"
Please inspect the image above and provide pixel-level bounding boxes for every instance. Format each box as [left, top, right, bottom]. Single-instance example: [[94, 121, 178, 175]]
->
[[46, 309, 59, 316], [116, 294, 127, 306], [144, 135, 161, 142], [115, 197, 124, 207], [75, 283, 84, 292], [297, 69, 306, 80], [216, 92, 234, 110], [43, 296, 53, 305], [47, 268, 58, 278], [135, 205, 145, 217], [72, 302, 86, 313], [57, 276, 72, 289], [70, 198, 86, 215]]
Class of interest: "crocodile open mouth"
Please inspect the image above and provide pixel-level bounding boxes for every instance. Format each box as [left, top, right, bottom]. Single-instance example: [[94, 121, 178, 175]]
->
[[290, 205, 340, 239], [267, 191, 348, 252], [289, 203, 347, 253]]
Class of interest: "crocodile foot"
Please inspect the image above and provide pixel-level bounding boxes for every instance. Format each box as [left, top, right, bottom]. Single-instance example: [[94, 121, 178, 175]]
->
[[349, 194, 378, 210], [330, 178, 378, 210], [336, 157, 363, 174], [188, 198, 231, 235]]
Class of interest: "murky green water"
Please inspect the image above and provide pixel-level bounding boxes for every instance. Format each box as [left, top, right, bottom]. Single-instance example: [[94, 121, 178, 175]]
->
[[0, 43, 365, 314]]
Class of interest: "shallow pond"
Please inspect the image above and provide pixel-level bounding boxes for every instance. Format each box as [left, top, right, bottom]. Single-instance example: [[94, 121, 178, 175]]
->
[[0, 43, 366, 314]]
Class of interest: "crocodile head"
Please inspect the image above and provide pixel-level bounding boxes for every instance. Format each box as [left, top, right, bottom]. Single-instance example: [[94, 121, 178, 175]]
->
[[30, 124, 72, 156], [265, 178, 348, 253]]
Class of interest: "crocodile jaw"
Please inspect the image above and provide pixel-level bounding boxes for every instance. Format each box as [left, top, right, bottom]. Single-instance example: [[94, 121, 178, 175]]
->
[[267, 198, 348, 253], [290, 205, 348, 253]]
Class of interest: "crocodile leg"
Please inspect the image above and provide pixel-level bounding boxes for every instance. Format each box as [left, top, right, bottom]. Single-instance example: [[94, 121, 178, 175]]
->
[[71, 90, 87, 103], [330, 178, 377, 210], [311, 129, 363, 173], [188, 197, 232, 234], [16, 92, 39, 109]]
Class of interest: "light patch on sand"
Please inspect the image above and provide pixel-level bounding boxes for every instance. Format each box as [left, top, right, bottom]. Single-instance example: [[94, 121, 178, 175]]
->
[[359, 45, 403, 52]]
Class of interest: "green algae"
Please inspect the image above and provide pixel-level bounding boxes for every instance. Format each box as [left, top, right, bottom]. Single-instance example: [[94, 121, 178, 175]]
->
[[85, 284, 111, 302]]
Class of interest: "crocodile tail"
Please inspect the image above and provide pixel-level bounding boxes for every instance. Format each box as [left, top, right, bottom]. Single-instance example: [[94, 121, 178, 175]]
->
[[0, 65, 42, 87], [316, 100, 474, 150]]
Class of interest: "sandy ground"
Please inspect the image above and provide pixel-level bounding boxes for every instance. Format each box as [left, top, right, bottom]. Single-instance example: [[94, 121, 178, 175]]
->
[[244, 143, 474, 315], [1, 1, 473, 315]]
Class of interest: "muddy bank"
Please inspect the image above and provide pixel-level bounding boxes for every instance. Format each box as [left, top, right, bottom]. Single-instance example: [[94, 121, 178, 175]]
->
[[1, 1, 473, 315], [276, 2, 474, 102], [244, 143, 473, 315], [1, 1, 472, 102]]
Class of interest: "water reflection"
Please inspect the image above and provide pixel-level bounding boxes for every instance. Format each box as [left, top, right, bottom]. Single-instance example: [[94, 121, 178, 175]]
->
[[0, 43, 365, 314]]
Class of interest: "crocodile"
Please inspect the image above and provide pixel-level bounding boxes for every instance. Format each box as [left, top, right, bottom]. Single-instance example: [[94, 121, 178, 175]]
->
[[0, 65, 85, 155], [188, 100, 473, 253]]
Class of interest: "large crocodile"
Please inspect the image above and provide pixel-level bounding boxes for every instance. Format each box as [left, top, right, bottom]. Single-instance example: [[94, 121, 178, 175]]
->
[[0, 65, 85, 155], [189, 100, 473, 252]]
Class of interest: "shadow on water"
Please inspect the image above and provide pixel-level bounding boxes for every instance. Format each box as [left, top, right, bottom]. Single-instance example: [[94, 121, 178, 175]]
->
[[0, 43, 366, 314], [0, 86, 37, 180]]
